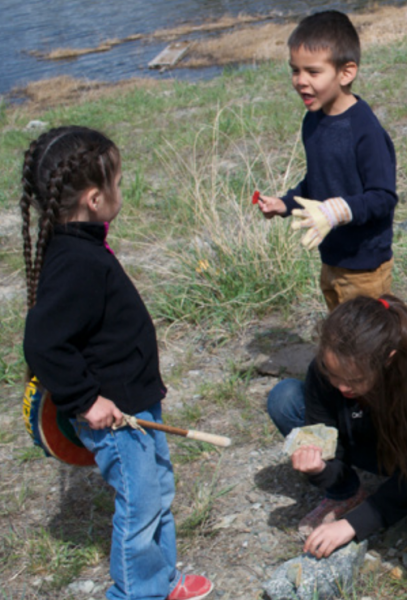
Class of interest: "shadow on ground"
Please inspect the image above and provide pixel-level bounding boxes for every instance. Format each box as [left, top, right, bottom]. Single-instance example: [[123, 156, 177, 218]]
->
[[48, 465, 113, 552], [246, 327, 316, 379], [255, 462, 324, 530]]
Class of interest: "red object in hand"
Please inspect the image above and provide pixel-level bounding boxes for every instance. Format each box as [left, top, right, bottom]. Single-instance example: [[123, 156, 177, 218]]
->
[[252, 190, 261, 204]]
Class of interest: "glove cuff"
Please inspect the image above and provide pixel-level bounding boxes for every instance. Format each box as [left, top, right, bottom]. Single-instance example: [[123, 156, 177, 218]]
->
[[320, 197, 352, 228]]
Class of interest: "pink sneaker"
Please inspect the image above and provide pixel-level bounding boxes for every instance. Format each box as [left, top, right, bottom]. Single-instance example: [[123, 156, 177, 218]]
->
[[298, 487, 368, 538], [167, 574, 213, 600]]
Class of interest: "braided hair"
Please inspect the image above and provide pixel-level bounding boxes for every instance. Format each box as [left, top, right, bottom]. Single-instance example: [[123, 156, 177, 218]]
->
[[20, 126, 120, 308]]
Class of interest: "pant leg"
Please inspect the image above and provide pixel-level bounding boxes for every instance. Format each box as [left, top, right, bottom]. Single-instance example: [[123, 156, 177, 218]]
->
[[267, 378, 306, 436], [72, 403, 179, 600], [148, 403, 180, 595], [337, 258, 393, 303], [322, 258, 393, 309], [320, 263, 340, 311], [320, 259, 393, 311]]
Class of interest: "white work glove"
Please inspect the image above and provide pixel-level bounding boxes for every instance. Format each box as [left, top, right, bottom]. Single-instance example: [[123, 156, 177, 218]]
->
[[291, 196, 352, 250]]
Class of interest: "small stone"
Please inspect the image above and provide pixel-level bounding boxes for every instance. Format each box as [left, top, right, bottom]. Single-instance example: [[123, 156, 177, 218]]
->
[[390, 566, 404, 580], [212, 514, 238, 530], [361, 552, 382, 574], [283, 424, 338, 460], [92, 585, 106, 594], [24, 120, 48, 131], [187, 370, 200, 377], [246, 492, 259, 503], [67, 580, 95, 594]]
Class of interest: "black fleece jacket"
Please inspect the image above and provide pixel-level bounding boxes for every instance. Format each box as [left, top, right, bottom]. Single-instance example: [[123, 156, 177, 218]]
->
[[24, 222, 166, 416], [305, 360, 407, 541]]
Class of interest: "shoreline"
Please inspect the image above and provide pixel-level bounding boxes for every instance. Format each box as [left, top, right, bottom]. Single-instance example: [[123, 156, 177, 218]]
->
[[5, 3, 407, 111]]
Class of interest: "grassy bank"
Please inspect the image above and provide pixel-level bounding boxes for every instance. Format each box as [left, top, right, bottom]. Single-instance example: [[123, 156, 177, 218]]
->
[[2, 37, 407, 599], [0, 58, 325, 380], [2, 43, 407, 342]]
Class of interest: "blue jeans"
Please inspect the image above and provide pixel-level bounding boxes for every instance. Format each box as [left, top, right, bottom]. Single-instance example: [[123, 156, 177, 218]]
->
[[267, 378, 306, 437], [72, 402, 180, 600], [267, 379, 377, 500]]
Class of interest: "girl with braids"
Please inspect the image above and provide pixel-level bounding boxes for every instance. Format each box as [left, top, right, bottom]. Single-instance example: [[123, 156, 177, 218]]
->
[[21, 126, 213, 600], [267, 295, 407, 558]]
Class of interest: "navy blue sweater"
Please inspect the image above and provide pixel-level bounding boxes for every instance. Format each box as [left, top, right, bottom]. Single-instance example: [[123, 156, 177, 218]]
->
[[24, 222, 166, 417], [282, 97, 397, 269]]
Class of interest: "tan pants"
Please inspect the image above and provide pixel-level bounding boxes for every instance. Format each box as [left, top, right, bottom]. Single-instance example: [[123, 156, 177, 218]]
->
[[320, 258, 393, 312]]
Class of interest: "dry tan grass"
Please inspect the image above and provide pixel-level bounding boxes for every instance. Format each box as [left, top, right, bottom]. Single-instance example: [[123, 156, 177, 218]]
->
[[184, 23, 294, 67], [353, 5, 407, 46], [183, 5, 407, 68], [10, 75, 163, 112]]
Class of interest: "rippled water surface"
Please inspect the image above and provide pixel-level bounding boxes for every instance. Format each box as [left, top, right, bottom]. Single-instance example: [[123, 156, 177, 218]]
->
[[1, 0, 406, 95]]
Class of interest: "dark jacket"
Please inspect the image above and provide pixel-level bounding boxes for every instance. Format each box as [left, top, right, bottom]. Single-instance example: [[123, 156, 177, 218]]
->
[[24, 222, 166, 416], [305, 360, 407, 540], [282, 97, 397, 270]]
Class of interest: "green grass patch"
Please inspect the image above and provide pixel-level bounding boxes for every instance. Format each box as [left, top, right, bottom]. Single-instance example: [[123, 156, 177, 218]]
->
[[25, 527, 102, 589]]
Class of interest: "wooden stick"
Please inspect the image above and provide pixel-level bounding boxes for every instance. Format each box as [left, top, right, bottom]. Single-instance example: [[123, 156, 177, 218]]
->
[[136, 418, 231, 448]]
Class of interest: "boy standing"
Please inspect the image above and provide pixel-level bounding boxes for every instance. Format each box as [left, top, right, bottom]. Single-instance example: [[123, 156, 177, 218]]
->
[[258, 10, 397, 310]]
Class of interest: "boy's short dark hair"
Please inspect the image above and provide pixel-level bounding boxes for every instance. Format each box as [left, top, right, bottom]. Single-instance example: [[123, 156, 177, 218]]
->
[[288, 10, 360, 68]]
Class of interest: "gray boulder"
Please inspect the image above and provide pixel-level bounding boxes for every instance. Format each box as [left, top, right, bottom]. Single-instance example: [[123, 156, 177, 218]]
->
[[263, 540, 368, 600]]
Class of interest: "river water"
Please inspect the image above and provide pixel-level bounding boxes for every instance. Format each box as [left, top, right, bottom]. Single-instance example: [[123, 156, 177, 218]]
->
[[1, 0, 406, 96]]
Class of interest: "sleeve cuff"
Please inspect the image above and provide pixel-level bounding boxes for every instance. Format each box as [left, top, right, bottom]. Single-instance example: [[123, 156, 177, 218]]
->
[[281, 195, 303, 216], [344, 499, 384, 541], [308, 460, 343, 489]]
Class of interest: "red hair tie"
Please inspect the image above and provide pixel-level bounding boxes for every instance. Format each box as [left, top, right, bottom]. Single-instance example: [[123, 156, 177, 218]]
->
[[378, 298, 390, 309]]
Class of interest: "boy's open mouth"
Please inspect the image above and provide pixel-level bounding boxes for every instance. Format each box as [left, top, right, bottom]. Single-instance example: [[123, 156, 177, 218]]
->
[[301, 93, 315, 106]]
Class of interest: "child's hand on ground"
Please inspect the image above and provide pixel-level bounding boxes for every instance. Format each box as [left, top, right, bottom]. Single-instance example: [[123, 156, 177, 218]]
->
[[303, 519, 356, 558], [256, 194, 287, 218], [291, 444, 326, 475], [291, 196, 352, 249], [81, 395, 124, 430]]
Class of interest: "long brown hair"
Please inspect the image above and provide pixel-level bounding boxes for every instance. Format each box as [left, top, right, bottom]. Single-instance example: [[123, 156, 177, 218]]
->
[[20, 126, 120, 309], [316, 294, 407, 479]]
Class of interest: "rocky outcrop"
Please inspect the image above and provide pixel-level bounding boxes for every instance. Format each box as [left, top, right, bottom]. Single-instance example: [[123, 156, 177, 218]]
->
[[263, 541, 368, 600]]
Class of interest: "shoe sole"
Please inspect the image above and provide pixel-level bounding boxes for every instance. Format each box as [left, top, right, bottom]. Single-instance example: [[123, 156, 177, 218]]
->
[[168, 581, 214, 600]]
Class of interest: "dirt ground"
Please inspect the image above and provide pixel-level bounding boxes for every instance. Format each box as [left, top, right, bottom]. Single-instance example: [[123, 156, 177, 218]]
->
[[2, 304, 406, 600]]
